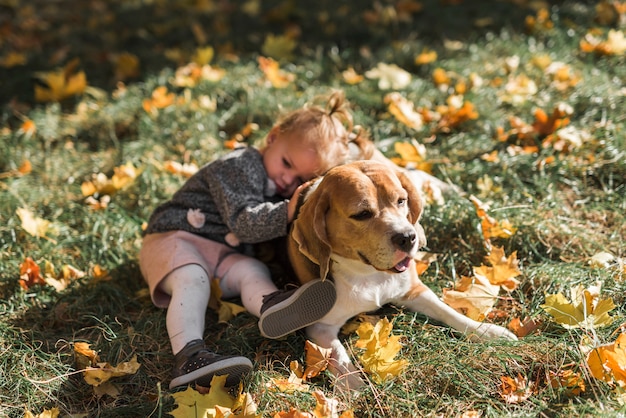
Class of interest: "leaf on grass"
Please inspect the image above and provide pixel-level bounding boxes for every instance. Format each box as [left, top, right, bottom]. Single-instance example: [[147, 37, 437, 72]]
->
[[258, 56, 295, 88], [312, 390, 340, 418], [83, 355, 141, 387], [507, 317, 542, 338], [389, 140, 428, 172], [267, 371, 310, 393], [303, 340, 332, 380], [533, 104, 572, 138], [81, 162, 140, 201], [209, 279, 247, 323], [384, 93, 424, 131], [365, 63, 411, 90], [112, 52, 140, 81], [547, 368, 586, 396], [262, 34, 297, 60], [16, 208, 52, 239], [414, 49, 437, 65], [414, 251, 438, 275], [34, 58, 87, 102], [586, 333, 626, 388], [436, 97, 479, 132], [74, 342, 100, 370], [541, 282, 616, 329], [499, 74, 538, 105], [43, 260, 86, 292], [170, 375, 254, 418], [341, 67, 364, 85], [24, 408, 60, 418], [469, 195, 517, 247], [142, 86, 176, 113], [580, 29, 626, 56], [164, 160, 199, 178], [474, 246, 521, 291], [499, 373, 534, 404], [442, 275, 501, 321], [355, 318, 408, 383], [19, 257, 45, 290]]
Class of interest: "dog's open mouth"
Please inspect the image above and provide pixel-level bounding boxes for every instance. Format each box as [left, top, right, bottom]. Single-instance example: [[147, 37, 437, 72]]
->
[[392, 257, 412, 273]]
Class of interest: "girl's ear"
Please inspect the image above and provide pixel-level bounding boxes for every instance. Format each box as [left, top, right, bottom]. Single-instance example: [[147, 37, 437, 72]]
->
[[266, 127, 279, 145]]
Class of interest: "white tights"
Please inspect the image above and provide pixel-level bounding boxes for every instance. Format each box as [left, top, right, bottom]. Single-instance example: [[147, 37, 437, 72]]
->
[[160, 258, 278, 355]]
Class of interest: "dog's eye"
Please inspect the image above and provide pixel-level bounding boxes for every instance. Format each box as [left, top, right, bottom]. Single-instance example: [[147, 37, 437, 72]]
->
[[398, 198, 407, 207], [350, 210, 373, 220]]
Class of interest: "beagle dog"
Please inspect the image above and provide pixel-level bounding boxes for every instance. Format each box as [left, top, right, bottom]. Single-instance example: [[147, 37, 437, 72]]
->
[[288, 160, 517, 390]]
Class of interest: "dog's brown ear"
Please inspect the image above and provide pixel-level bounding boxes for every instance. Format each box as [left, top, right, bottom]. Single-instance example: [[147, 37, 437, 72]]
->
[[397, 170, 424, 224], [291, 189, 332, 281]]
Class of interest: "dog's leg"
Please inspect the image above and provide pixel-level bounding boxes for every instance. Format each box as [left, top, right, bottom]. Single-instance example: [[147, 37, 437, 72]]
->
[[401, 289, 518, 341], [306, 323, 366, 390]]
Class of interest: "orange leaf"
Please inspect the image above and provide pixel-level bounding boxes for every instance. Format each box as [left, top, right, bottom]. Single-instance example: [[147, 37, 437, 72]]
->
[[442, 275, 501, 321], [499, 373, 534, 403], [587, 332, 626, 388], [303, 340, 331, 380], [474, 246, 521, 291], [507, 317, 542, 338], [258, 56, 295, 88], [547, 368, 586, 396], [19, 257, 45, 290]]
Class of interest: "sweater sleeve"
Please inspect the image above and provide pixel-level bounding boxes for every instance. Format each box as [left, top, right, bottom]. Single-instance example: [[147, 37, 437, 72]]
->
[[205, 150, 289, 243]]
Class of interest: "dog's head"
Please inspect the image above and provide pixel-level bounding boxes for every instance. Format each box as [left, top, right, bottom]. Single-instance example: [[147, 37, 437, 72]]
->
[[291, 160, 427, 281]]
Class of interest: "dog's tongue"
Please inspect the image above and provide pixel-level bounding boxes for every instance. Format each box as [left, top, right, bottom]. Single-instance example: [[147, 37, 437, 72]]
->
[[394, 257, 411, 272]]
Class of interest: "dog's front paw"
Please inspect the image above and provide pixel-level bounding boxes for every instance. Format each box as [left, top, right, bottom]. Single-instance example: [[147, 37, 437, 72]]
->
[[330, 362, 366, 392], [467, 323, 518, 342]]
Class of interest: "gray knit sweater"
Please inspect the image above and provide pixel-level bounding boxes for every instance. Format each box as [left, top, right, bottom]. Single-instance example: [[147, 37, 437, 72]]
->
[[144, 147, 289, 248]]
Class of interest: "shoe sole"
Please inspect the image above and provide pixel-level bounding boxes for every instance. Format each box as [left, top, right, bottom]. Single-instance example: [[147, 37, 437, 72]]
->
[[258, 279, 336, 339], [169, 356, 253, 390]]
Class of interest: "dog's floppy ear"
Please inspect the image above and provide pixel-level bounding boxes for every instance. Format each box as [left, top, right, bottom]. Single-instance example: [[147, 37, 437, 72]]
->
[[291, 188, 332, 281], [397, 170, 424, 224]]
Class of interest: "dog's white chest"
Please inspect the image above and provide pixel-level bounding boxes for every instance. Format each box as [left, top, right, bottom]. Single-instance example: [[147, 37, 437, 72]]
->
[[320, 256, 411, 324]]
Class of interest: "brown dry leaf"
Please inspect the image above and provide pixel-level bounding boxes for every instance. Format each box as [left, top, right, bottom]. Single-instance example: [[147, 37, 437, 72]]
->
[[258, 56, 295, 88], [74, 342, 100, 370], [83, 355, 141, 387], [355, 318, 408, 383], [474, 246, 521, 291], [34, 58, 87, 102], [548, 368, 586, 396], [19, 257, 45, 290], [81, 162, 140, 200], [384, 93, 424, 131], [304, 340, 332, 380], [43, 260, 86, 292], [499, 373, 534, 404], [586, 332, 626, 388], [442, 275, 501, 321], [533, 104, 572, 138], [436, 97, 479, 132]]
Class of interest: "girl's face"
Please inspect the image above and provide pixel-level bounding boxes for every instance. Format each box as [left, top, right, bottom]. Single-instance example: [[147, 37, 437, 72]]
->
[[262, 132, 321, 198]]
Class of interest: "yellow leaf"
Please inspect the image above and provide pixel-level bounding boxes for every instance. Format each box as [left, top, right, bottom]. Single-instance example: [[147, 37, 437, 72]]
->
[[258, 56, 295, 88], [83, 355, 141, 387], [414, 49, 437, 65], [266, 372, 310, 393], [312, 390, 340, 418], [170, 376, 238, 418], [541, 282, 616, 329], [261, 34, 297, 60], [365, 63, 411, 90], [384, 93, 424, 131], [580, 29, 626, 56], [193, 46, 215, 66], [209, 279, 247, 323], [23, 407, 60, 418], [341, 67, 364, 85], [587, 333, 626, 388], [442, 275, 501, 321], [473, 246, 521, 291], [547, 368, 586, 396], [74, 341, 100, 370], [34, 59, 87, 102], [113, 52, 140, 81], [355, 318, 408, 383], [16, 208, 51, 239], [0, 51, 27, 68]]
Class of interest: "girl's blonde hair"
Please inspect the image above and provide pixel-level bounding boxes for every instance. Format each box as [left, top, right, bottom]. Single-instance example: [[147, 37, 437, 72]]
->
[[272, 90, 374, 175]]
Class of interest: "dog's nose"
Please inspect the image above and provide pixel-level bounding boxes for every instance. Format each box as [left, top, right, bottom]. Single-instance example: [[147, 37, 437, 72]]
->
[[391, 231, 416, 252]]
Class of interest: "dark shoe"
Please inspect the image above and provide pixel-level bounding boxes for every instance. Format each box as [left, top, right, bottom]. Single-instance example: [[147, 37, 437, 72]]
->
[[258, 279, 336, 339], [169, 339, 252, 389]]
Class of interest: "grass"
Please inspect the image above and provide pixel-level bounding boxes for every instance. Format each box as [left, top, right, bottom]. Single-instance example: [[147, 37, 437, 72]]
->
[[1, 0, 625, 416]]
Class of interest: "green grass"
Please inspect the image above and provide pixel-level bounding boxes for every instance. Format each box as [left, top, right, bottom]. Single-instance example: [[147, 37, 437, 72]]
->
[[1, 0, 625, 416]]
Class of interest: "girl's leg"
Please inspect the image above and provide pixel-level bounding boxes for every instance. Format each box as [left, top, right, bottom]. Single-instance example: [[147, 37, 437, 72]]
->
[[160, 264, 252, 389], [220, 257, 336, 339]]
